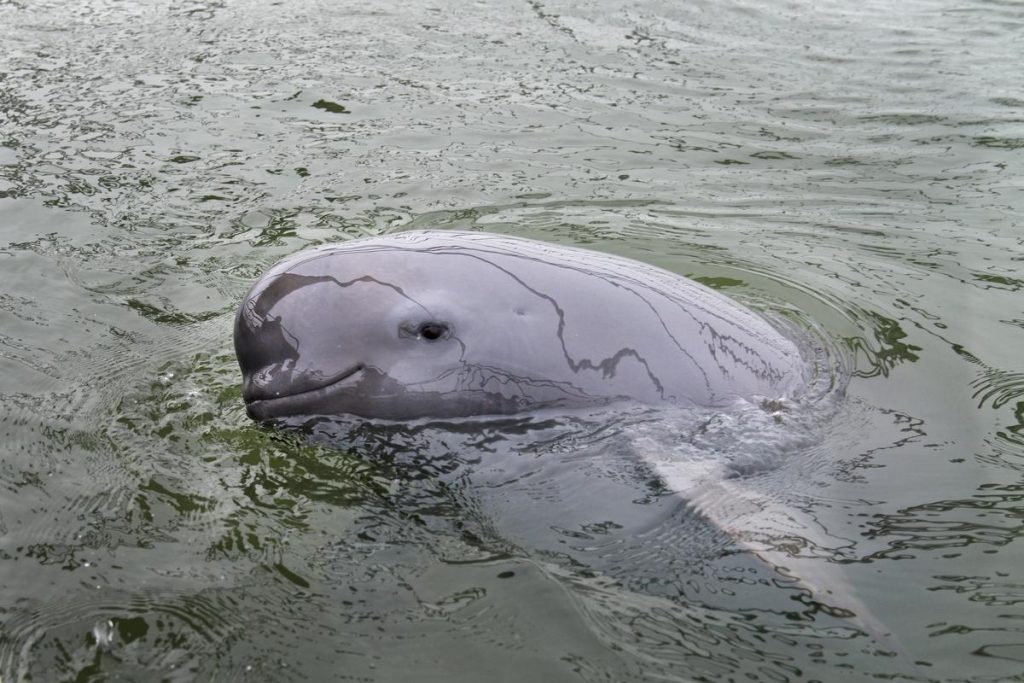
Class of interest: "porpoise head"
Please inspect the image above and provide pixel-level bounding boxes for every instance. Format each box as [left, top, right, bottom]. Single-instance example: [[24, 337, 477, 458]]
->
[[234, 235, 618, 421]]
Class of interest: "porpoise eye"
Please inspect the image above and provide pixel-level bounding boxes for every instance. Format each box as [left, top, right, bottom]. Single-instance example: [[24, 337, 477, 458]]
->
[[418, 322, 448, 341], [399, 320, 451, 341]]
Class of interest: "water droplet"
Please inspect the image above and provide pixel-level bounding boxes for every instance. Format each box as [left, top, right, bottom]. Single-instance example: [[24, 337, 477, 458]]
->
[[92, 618, 115, 650]]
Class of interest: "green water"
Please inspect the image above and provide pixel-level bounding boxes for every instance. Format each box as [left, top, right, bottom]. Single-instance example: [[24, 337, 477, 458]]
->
[[1, 0, 1022, 680]]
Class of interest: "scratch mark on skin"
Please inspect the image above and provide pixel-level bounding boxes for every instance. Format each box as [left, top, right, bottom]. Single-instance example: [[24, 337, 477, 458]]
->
[[418, 245, 676, 399], [251, 273, 431, 320], [417, 239, 790, 390], [236, 231, 804, 420], [261, 245, 682, 400]]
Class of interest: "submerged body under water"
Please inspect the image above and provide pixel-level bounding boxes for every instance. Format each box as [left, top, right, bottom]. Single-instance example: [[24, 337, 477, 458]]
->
[[270, 370, 911, 677]]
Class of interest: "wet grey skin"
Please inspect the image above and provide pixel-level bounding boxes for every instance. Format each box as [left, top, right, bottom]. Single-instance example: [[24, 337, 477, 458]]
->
[[234, 230, 808, 422]]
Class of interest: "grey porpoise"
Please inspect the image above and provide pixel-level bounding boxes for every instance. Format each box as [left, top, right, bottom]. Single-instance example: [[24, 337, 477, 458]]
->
[[234, 230, 808, 421]]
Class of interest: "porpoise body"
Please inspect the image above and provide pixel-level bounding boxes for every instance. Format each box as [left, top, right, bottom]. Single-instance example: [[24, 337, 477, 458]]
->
[[234, 230, 806, 421]]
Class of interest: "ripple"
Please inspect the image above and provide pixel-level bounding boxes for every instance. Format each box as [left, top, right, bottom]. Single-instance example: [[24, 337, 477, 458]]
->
[[969, 366, 1024, 462], [972, 369, 1024, 412], [0, 588, 241, 682], [865, 484, 1024, 559], [550, 564, 903, 681]]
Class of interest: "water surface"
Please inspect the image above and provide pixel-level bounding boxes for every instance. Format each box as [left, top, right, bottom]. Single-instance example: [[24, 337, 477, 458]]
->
[[1, 0, 1022, 680]]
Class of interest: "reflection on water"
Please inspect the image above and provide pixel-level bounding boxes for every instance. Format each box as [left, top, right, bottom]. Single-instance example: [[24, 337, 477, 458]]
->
[[1, 0, 1023, 679], [845, 311, 921, 379]]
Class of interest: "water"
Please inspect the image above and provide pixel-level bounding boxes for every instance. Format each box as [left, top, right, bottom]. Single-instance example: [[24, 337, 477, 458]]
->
[[0, 0, 1021, 680]]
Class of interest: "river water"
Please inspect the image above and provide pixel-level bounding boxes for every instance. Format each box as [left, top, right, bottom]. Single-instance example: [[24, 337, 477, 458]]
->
[[1, 0, 1021, 680]]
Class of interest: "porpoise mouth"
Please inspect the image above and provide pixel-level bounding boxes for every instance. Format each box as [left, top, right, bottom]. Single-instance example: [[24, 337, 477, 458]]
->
[[244, 363, 366, 420]]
